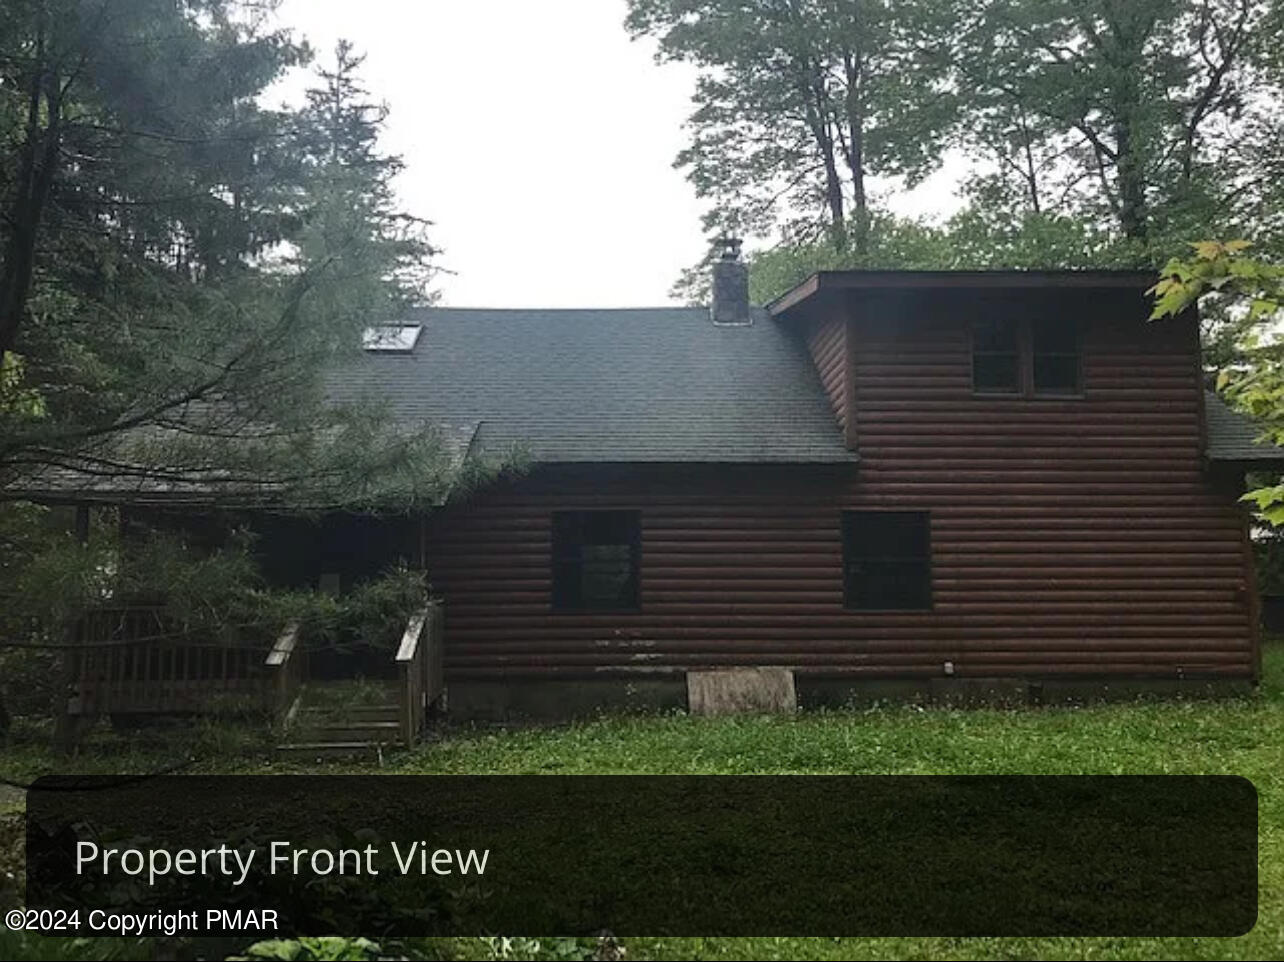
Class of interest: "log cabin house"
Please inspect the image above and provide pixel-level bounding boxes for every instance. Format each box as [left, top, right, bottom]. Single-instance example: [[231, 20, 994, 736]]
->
[[19, 246, 1284, 735]]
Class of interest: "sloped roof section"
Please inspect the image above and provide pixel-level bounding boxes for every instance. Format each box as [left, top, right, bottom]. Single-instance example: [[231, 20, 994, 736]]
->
[[324, 306, 855, 464], [1205, 392, 1284, 465]]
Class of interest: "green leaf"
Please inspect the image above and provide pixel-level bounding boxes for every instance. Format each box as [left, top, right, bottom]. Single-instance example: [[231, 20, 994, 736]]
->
[[240, 941, 303, 961], [1250, 298, 1279, 320]]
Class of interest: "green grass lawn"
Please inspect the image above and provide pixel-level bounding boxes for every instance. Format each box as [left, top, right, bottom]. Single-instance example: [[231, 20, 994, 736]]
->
[[3, 648, 1284, 960]]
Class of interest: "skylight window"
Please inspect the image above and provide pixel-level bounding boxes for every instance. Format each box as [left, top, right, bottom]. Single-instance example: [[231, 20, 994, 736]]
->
[[362, 325, 423, 353]]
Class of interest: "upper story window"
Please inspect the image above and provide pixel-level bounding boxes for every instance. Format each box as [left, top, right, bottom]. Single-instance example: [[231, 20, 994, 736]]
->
[[551, 510, 640, 611], [1031, 318, 1081, 394], [972, 318, 1080, 397], [842, 511, 932, 611], [972, 319, 1021, 393]]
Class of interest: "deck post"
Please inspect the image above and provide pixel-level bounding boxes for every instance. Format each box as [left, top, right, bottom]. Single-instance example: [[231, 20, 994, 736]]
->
[[395, 603, 438, 747], [54, 612, 88, 753], [265, 621, 304, 730]]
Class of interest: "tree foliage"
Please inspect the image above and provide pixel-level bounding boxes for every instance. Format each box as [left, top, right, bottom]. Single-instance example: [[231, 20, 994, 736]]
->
[[626, 0, 960, 253], [746, 208, 1137, 302], [0, 6, 461, 723], [0, 3, 451, 511], [1151, 240, 1284, 517], [954, 0, 1284, 251], [631, 0, 1284, 297], [0, 498, 433, 719]]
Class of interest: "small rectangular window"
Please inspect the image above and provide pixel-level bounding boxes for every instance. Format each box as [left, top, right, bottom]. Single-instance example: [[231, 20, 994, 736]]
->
[[972, 319, 1021, 393], [1032, 319, 1080, 394], [842, 511, 932, 611], [552, 510, 640, 611]]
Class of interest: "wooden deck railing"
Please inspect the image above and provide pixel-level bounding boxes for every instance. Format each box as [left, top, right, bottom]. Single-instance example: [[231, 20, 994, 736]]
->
[[394, 600, 444, 746], [67, 606, 271, 716], [66, 602, 441, 743]]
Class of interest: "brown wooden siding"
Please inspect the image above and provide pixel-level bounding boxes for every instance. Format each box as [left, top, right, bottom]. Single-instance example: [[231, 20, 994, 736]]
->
[[805, 314, 847, 437], [425, 294, 1254, 684]]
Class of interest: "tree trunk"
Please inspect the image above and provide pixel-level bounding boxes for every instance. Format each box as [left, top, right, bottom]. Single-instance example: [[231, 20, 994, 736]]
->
[[821, 143, 847, 250], [848, 127, 868, 254], [842, 47, 869, 256], [1018, 110, 1042, 214], [795, 67, 847, 250], [0, 28, 61, 362], [1114, 116, 1147, 241], [1104, 8, 1152, 242]]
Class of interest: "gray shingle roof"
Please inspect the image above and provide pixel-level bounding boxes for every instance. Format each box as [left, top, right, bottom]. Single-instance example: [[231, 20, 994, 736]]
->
[[1205, 391, 1284, 464], [325, 306, 855, 464]]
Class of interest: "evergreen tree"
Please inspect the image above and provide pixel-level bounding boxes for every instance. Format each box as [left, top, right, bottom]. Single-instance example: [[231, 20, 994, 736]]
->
[[294, 40, 438, 312], [0, 5, 452, 509]]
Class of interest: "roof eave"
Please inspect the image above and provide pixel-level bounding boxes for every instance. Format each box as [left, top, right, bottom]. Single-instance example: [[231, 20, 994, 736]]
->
[[524, 455, 859, 466], [1207, 455, 1284, 471], [767, 269, 1160, 318]]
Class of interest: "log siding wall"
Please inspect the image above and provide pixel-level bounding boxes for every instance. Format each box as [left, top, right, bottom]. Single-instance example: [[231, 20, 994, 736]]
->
[[805, 314, 848, 437], [425, 292, 1255, 685]]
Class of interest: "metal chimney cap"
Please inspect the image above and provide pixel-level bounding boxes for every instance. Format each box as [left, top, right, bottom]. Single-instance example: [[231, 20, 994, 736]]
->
[[716, 236, 743, 262]]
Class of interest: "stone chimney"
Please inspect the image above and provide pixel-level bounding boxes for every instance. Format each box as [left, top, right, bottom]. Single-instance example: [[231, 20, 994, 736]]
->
[[710, 237, 750, 326]]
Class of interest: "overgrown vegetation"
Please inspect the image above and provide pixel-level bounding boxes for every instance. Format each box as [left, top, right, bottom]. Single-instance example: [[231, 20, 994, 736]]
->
[[0, 500, 433, 722], [0, 3, 452, 506], [4, 646, 1284, 960], [0, 4, 473, 725]]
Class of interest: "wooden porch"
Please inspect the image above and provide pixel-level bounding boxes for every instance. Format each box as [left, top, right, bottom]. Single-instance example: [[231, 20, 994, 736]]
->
[[61, 600, 445, 752]]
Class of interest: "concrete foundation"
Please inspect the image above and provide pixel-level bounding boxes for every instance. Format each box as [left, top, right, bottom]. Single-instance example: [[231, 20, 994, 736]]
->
[[443, 673, 1254, 723], [446, 678, 687, 723]]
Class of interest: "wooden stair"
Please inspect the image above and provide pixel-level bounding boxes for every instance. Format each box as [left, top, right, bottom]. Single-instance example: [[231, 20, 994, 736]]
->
[[272, 603, 444, 759], [276, 688, 404, 760]]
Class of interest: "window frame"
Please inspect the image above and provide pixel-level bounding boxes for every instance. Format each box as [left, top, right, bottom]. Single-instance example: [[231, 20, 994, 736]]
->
[[550, 509, 642, 613], [841, 510, 933, 612], [1030, 317, 1083, 396], [971, 318, 1082, 399], [970, 318, 1023, 395]]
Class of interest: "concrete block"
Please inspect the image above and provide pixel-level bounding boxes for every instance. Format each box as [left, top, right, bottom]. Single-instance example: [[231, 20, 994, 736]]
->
[[686, 667, 797, 716]]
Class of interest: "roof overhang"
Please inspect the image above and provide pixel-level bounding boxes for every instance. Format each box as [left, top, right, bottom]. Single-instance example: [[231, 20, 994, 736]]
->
[[1208, 457, 1284, 472], [768, 269, 1159, 319]]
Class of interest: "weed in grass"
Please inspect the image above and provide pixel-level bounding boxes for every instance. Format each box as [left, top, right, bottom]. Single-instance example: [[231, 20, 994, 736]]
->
[[4, 648, 1284, 958]]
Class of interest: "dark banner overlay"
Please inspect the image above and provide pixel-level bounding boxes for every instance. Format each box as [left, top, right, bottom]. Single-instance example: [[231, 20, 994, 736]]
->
[[23, 775, 1256, 937]]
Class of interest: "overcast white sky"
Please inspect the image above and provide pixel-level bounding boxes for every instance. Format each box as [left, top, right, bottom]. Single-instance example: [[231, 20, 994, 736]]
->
[[271, 0, 963, 308]]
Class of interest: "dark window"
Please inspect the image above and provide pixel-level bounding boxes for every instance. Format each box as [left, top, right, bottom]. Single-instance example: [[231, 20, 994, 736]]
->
[[552, 510, 640, 611], [1032, 319, 1081, 394], [972, 319, 1021, 393], [842, 511, 932, 611]]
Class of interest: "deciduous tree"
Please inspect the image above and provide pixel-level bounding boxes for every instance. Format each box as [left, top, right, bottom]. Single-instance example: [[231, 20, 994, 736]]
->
[[1152, 239, 1284, 517], [626, 0, 959, 254], [953, 0, 1284, 252]]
